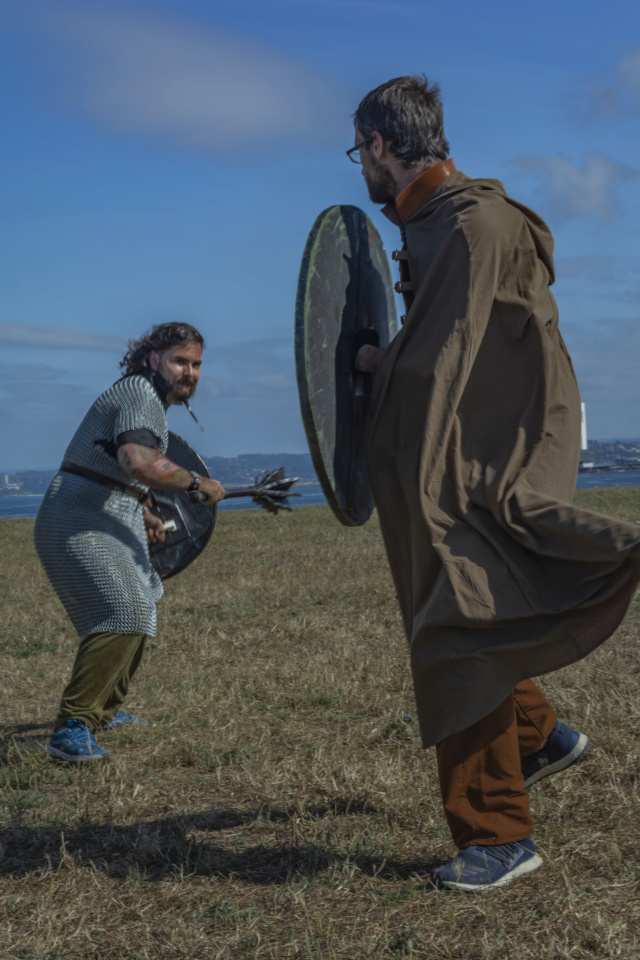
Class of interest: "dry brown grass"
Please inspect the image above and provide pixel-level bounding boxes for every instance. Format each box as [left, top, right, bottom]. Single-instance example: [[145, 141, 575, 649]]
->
[[1, 488, 639, 959]]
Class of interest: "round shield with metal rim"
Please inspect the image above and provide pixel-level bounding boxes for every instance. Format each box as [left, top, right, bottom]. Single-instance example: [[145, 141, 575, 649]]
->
[[148, 432, 216, 580], [295, 205, 397, 526]]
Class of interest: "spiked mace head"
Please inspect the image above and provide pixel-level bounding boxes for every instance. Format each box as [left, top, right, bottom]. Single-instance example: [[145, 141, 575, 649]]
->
[[188, 467, 300, 513], [246, 467, 300, 513]]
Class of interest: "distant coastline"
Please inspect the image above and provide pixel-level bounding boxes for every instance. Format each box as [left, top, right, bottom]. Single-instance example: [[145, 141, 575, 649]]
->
[[5, 466, 640, 498], [0, 483, 322, 497], [2, 439, 639, 497], [578, 464, 640, 474], [2, 473, 639, 521]]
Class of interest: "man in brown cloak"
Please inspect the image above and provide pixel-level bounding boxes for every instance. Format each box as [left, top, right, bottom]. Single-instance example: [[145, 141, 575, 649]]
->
[[350, 76, 640, 891]]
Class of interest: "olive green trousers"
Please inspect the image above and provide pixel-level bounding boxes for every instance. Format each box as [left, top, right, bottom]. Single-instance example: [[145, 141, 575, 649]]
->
[[54, 631, 147, 733]]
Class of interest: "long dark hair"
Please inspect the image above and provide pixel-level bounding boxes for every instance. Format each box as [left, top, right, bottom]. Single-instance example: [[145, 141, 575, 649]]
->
[[119, 323, 205, 375]]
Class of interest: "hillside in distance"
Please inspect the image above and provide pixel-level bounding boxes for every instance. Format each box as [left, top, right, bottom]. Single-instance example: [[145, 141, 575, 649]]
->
[[6, 441, 640, 494], [202, 453, 317, 486], [1, 453, 318, 495]]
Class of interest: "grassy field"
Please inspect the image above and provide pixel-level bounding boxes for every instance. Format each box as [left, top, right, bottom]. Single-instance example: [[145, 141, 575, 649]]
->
[[1, 488, 639, 960]]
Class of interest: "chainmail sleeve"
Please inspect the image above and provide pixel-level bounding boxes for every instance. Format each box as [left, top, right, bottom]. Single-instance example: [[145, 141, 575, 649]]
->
[[113, 376, 169, 454], [62, 375, 169, 492]]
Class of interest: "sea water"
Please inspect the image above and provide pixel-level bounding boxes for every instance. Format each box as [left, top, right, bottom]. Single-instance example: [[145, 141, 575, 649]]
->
[[1, 472, 639, 520]]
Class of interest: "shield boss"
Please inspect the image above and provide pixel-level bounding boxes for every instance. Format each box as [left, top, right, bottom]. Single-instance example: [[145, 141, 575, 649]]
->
[[295, 205, 397, 526]]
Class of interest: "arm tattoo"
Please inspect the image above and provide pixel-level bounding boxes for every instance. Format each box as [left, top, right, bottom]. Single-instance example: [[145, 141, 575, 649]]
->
[[119, 443, 192, 490]]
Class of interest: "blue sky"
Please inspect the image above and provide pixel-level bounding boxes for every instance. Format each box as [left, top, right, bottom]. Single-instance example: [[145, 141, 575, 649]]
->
[[1, 0, 638, 469]]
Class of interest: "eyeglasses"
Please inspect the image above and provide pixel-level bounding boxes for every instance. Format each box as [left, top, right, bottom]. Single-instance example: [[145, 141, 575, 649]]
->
[[346, 135, 373, 164]]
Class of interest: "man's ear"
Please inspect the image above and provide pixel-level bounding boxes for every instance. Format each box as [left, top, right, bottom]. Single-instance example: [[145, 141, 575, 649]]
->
[[148, 350, 160, 372], [370, 130, 385, 159]]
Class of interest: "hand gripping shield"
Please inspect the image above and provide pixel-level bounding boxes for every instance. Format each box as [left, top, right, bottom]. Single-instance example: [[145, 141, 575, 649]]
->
[[295, 205, 397, 526], [148, 432, 216, 580]]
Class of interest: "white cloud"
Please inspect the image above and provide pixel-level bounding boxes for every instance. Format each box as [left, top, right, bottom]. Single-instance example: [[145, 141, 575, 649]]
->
[[164, 336, 307, 457], [5, 364, 64, 382], [11, 2, 346, 156], [512, 152, 638, 221], [0, 335, 308, 466], [617, 49, 640, 106], [0, 381, 98, 469], [555, 256, 616, 282], [554, 257, 639, 306], [262, 0, 424, 12], [204, 338, 295, 395], [579, 47, 640, 120], [0, 323, 126, 352], [562, 317, 640, 439]]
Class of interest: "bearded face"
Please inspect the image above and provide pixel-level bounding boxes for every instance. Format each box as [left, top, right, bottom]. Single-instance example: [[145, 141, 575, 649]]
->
[[149, 342, 202, 405], [167, 374, 197, 404], [362, 152, 399, 205], [353, 129, 400, 206]]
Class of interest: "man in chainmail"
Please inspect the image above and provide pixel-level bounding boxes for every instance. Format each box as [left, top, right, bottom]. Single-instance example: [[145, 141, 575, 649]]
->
[[35, 322, 225, 762]]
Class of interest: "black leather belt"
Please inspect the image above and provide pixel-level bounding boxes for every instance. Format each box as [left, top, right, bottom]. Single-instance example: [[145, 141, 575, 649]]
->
[[60, 461, 149, 504]]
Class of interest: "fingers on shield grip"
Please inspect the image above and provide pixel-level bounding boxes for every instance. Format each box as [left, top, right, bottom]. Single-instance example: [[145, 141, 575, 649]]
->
[[351, 327, 380, 376]]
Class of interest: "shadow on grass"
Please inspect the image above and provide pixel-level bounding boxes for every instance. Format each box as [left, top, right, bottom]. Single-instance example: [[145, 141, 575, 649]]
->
[[0, 723, 52, 764], [0, 800, 441, 887], [0, 722, 51, 737]]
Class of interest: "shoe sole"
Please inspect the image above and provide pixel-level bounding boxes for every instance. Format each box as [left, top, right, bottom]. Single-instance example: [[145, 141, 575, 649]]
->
[[523, 733, 590, 789], [438, 853, 543, 892], [47, 744, 109, 762]]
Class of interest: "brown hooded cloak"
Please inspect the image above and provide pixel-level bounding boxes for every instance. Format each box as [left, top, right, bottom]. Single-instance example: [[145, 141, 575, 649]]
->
[[368, 167, 640, 747]]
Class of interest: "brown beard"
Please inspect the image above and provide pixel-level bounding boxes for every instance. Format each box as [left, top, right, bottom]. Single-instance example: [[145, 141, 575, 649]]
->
[[364, 159, 397, 205], [167, 376, 196, 404]]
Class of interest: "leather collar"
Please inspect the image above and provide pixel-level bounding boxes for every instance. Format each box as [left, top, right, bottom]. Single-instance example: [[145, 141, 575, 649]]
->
[[382, 158, 457, 226], [137, 366, 171, 409]]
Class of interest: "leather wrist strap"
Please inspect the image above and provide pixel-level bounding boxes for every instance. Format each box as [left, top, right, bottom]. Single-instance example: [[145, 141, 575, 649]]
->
[[187, 472, 202, 492]]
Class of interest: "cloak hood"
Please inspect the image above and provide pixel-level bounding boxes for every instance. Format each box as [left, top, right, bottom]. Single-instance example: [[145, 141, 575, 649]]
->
[[386, 167, 556, 285]]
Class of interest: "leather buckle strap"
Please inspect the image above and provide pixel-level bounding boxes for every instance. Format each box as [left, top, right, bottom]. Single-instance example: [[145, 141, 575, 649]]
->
[[60, 461, 149, 504]]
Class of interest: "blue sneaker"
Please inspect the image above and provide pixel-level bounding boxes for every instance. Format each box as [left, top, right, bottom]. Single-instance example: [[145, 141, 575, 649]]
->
[[47, 718, 110, 762], [101, 710, 147, 731], [521, 720, 589, 789], [430, 838, 542, 891]]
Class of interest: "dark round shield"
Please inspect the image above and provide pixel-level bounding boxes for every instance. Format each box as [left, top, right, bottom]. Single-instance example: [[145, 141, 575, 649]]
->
[[148, 432, 216, 580], [295, 205, 397, 526]]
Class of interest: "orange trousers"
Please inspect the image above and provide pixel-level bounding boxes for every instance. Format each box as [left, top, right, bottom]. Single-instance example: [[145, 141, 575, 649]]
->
[[435, 679, 556, 849]]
